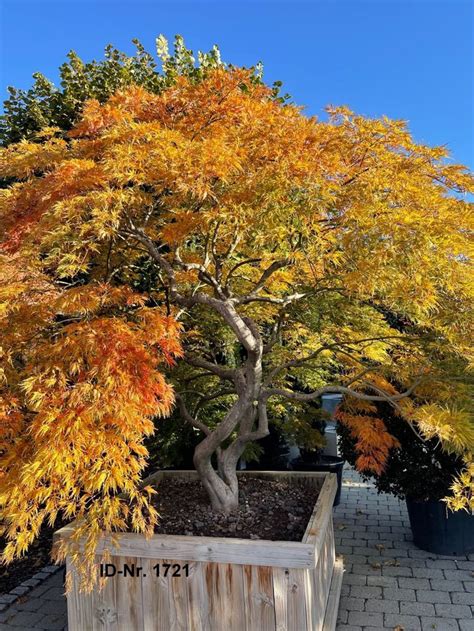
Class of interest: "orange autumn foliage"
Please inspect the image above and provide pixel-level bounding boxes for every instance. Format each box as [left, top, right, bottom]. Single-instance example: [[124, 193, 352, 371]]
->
[[0, 260, 182, 582], [336, 411, 401, 475], [0, 59, 473, 585]]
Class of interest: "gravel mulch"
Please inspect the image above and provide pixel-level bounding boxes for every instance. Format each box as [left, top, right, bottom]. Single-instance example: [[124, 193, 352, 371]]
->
[[151, 477, 319, 541]]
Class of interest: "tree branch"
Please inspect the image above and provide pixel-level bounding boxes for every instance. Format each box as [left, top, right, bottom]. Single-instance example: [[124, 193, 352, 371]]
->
[[175, 394, 211, 436], [185, 356, 236, 381], [264, 379, 422, 404]]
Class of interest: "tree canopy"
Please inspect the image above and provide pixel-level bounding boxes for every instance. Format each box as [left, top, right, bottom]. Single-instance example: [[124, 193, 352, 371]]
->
[[1, 37, 473, 583]]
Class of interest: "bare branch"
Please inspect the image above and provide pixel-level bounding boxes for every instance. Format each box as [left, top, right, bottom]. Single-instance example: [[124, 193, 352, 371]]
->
[[252, 259, 291, 294], [185, 356, 236, 381], [237, 292, 306, 306], [264, 379, 422, 404], [175, 394, 211, 436]]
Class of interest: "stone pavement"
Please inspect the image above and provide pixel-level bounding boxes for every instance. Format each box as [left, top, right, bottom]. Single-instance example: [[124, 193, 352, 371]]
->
[[335, 469, 474, 631], [0, 467, 472, 630], [0, 568, 66, 630]]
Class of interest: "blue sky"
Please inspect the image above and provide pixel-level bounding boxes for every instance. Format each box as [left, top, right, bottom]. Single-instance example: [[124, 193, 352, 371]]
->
[[1, 1, 472, 168]]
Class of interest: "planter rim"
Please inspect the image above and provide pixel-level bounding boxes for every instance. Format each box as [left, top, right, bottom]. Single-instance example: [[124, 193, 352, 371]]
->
[[55, 470, 338, 570]]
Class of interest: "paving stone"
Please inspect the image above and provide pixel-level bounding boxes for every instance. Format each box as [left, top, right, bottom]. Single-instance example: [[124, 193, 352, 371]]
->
[[344, 554, 371, 565], [421, 617, 460, 630], [347, 611, 384, 627], [400, 600, 436, 616], [402, 559, 431, 568], [435, 603, 473, 618], [19, 579, 39, 588], [339, 597, 364, 612], [381, 566, 414, 577], [459, 621, 474, 631], [349, 585, 382, 599], [37, 614, 65, 629], [384, 612, 421, 629], [41, 587, 65, 601], [416, 589, 452, 604], [464, 583, 474, 592], [409, 549, 437, 559], [383, 587, 417, 602], [8, 588, 28, 597], [4, 610, 45, 627], [343, 574, 367, 586], [381, 548, 409, 558], [26, 584, 52, 598], [413, 568, 445, 579], [46, 573, 65, 588], [452, 592, 474, 605], [0, 597, 16, 606], [352, 546, 371, 556], [401, 577, 431, 590], [367, 575, 398, 587], [37, 599, 67, 616], [337, 609, 349, 624], [426, 560, 459, 570], [365, 598, 399, 613], [456, 562, 474, 571], [431, 579, 466, 592], [445, 570, 474, 582], [13, 598, 43, 613], [31, 572, 51, 581]]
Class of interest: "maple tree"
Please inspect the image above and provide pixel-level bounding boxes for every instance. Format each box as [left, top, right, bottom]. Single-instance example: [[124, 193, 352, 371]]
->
[[1, 38, 473, 576]]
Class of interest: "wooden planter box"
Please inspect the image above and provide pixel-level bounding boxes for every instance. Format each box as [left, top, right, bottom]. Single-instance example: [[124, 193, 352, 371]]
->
[[55, 470, 344, 631]]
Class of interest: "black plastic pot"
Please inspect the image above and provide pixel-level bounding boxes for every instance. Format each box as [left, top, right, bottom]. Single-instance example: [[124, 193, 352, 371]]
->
[[406, 497, 474, 555], [291, 455, 345, 506]]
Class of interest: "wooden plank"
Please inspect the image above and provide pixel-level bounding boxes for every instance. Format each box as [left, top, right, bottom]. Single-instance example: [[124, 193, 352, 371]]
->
[[304, 567, 316, 631], [142, 469, 328, 486], [93, 556, 118, 631], [322, 556, 344, 631], [270, 567, 314, 630], [186, 562, 209, 631], [272, 568, 289, 631], [141, 558, 170, 631], [66, 557, 95, 631], [113, 556, 144, 630], [310, 520, 334, 631], [58, 530, 315, 569], [286, 568, 307, 631], [205, 562, 246, 630], [167, 560, 189, 631], [242, 564, 275, 630], [303, 473, 337, 560]]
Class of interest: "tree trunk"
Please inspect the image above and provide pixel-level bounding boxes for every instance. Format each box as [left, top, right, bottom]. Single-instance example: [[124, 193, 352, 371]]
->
[[193, 451, 239, 512], [192, 399, 257, 513]]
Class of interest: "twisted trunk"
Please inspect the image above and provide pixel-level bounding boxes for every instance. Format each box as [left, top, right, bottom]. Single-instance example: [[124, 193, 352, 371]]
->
[[191, 311, 267, 513]]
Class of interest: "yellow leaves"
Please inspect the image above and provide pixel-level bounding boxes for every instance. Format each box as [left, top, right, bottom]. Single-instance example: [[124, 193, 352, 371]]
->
[[413, 404, 474, 454], [161, 211, 203, 245], [0, 271, 181, 582], [0, 135, 67, 179], [444, 461, 474, 513]]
